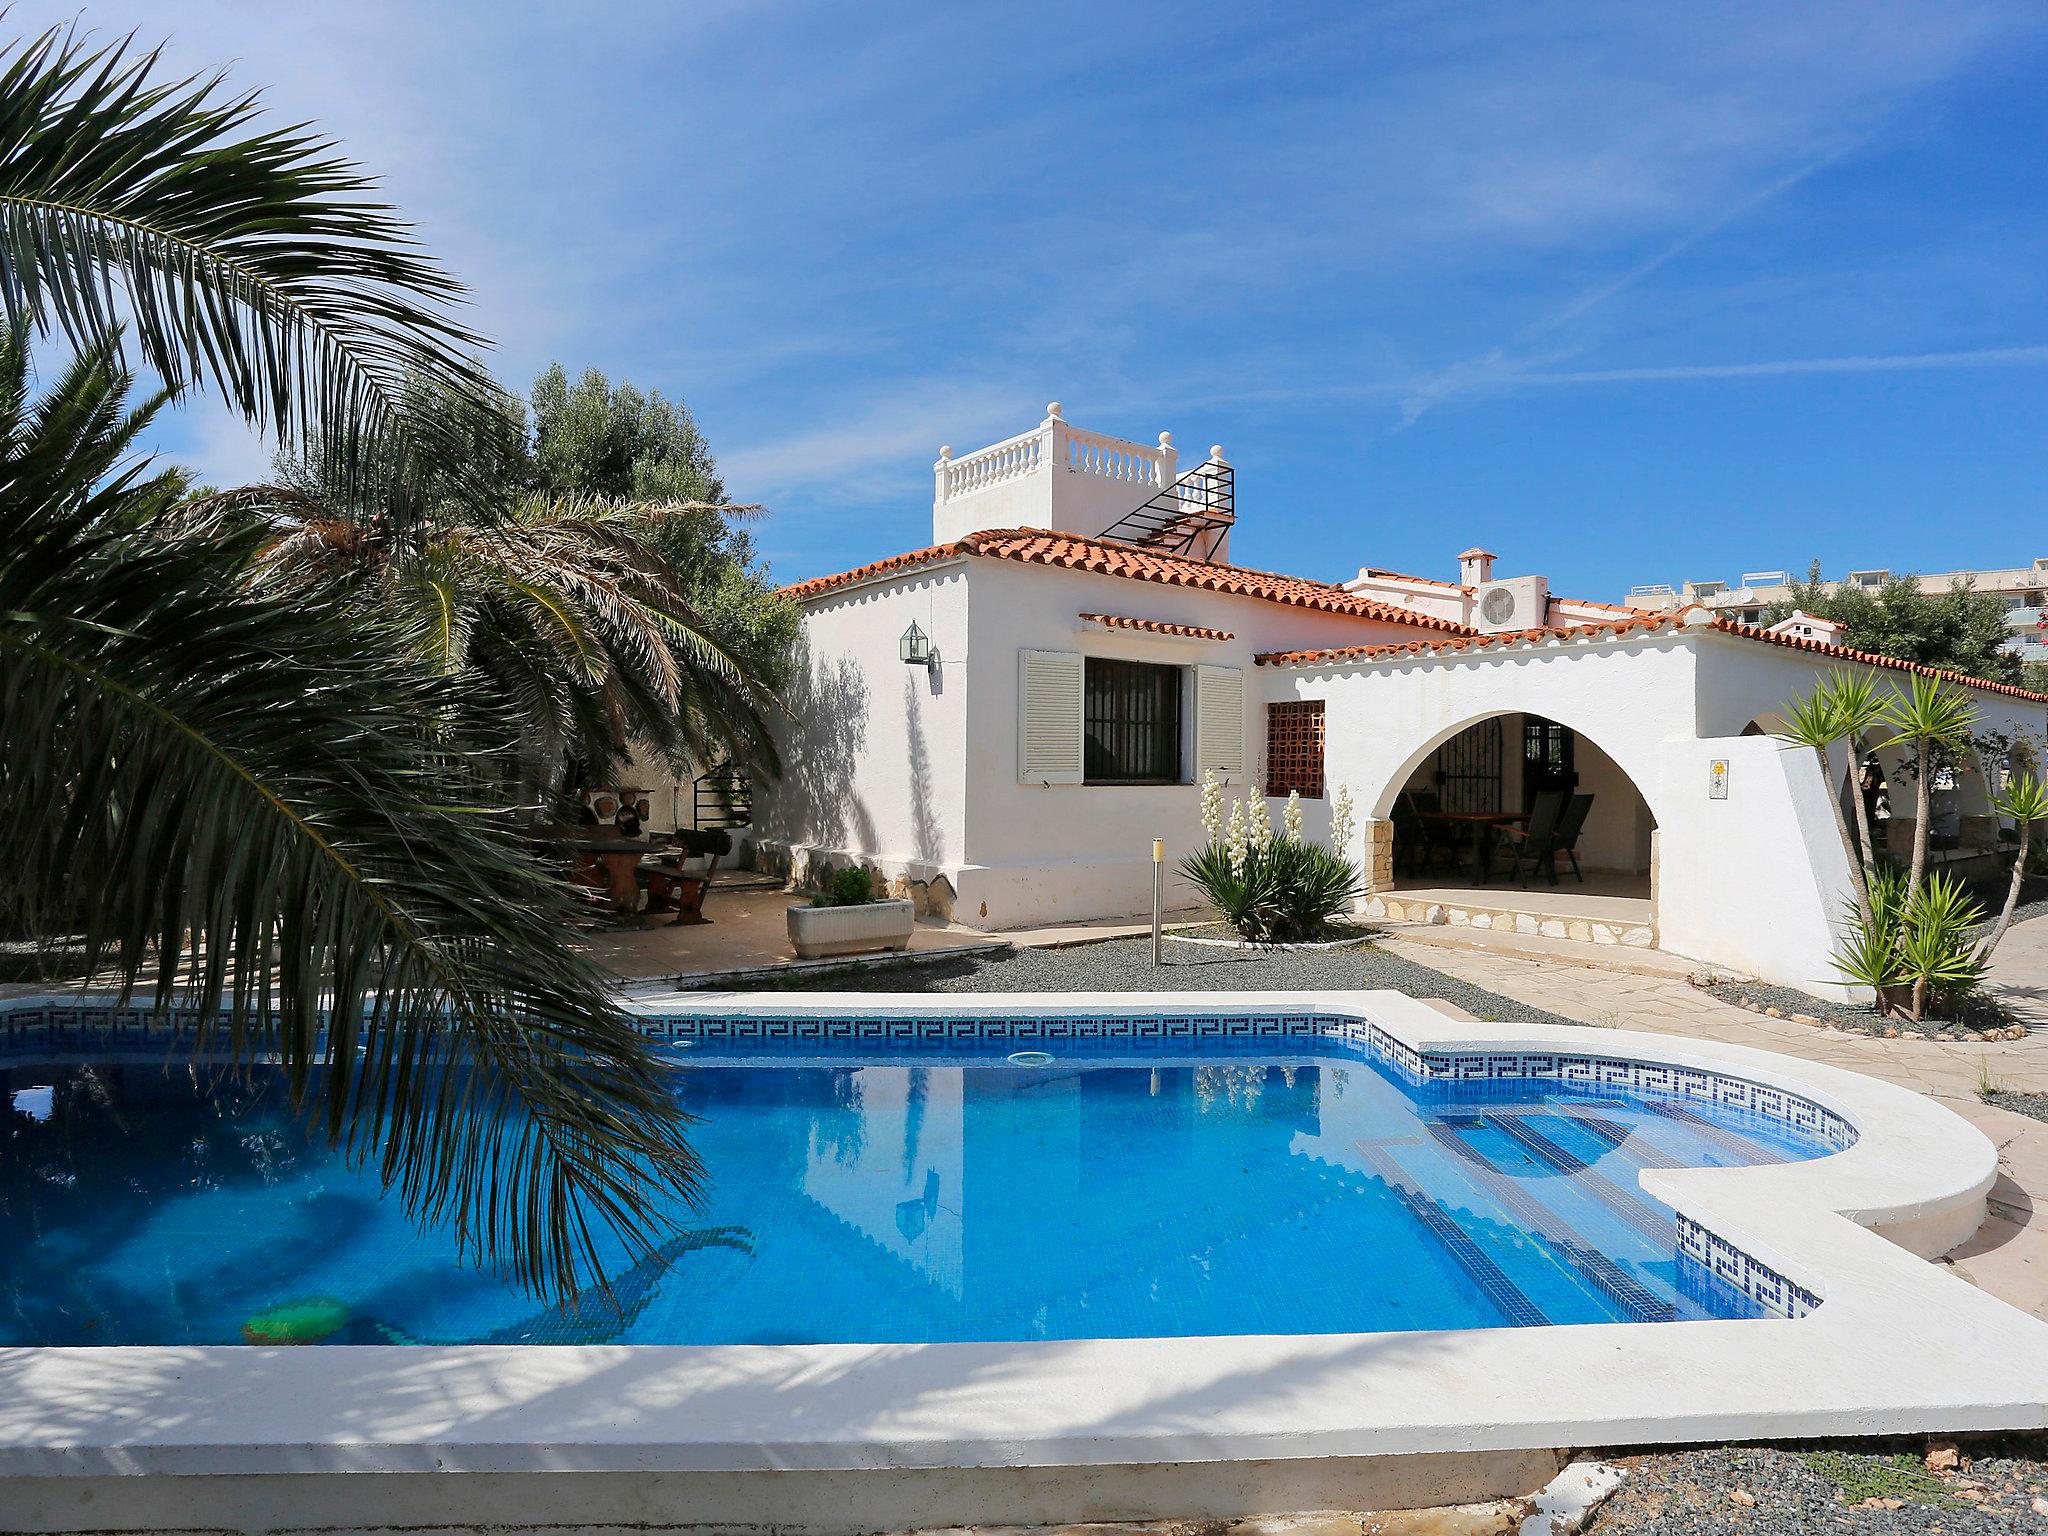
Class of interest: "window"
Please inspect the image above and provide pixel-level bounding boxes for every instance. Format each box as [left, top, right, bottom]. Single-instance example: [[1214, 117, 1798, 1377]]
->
[[1266, 701, 1325, 797], [1523, 716, 1577, 807], [1083, 659, 1183, 784]]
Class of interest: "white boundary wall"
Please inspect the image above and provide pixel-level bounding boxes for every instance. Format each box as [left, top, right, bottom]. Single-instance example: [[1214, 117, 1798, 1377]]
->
[[1272, 626, 2045, 999]]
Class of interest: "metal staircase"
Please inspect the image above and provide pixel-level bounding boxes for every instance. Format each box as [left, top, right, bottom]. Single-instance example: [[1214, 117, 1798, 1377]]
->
[[1097, 458, 1235, 561]]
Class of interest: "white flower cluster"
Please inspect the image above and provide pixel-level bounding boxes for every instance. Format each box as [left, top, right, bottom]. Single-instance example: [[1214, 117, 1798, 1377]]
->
[[1199, 769, 1226, 844], [1283, 788, 1305, 842], [1223, 796, 1250, 876], [1329, 783, 1355, 855], [1247, 785, 1273, 849]]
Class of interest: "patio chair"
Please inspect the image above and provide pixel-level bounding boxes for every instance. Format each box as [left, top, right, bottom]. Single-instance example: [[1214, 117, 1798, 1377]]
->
[[1550, 793, 1595, 883], [1491, 789, 1570, 886]]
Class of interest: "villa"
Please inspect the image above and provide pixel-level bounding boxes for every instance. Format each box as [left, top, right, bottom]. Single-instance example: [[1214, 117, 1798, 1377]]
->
[[758, 404, 2048, 998]]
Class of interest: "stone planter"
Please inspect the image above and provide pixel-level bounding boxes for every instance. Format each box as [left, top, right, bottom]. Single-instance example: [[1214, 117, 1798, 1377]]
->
[[786, 898, 916, 959]]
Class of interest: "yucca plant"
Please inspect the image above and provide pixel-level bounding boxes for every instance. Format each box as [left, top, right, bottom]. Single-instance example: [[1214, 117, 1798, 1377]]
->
[[1831, 864, 1987, 1023], [1779, 675, 1878, 928], [1180, 813, 1364, 945], [0, 331, 703, 1302], [1898, 874, 1988, 1022]]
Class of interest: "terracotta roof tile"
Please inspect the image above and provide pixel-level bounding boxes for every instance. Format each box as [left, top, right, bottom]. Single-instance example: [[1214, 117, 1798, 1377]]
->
[[781, 529, 1473, 631], [1255, 608, 2048, 704], [1707, 615, 2048, 703], [1078, 612, 1235, 641]]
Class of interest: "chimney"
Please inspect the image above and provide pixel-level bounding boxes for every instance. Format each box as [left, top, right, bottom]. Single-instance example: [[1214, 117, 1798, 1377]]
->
[[1458, 547, 1497, 586]]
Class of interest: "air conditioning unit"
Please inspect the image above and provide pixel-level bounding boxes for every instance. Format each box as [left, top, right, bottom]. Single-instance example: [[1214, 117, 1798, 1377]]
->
[[1472, 575, 1550, 634]]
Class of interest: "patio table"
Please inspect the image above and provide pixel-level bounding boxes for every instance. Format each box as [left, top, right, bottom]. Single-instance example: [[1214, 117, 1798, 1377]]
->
[[1415, 809, 1529, 883], [564, 837, 660, 914]]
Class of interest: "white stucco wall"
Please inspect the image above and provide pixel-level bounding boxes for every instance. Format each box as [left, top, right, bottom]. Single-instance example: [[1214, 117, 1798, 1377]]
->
[[755, 566, 972, 902], [1656, 731, 1860, 997], [1270, 630, 1841, 995], [760, 557, 1426, 927], [954, 561, 1424, 927], [1273, 624, 2046, 997]]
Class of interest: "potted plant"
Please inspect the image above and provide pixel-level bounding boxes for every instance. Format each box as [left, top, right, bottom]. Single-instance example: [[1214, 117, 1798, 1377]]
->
[[786, 866, 916, 959]]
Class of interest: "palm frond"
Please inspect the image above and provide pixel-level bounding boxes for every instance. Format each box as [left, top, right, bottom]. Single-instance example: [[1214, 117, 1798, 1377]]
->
[[0, 333, 699, 1301], [0, 25, 494, 503]]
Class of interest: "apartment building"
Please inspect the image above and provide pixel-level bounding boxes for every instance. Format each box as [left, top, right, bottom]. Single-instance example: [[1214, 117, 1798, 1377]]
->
[[1624, 558, 2048, 657]]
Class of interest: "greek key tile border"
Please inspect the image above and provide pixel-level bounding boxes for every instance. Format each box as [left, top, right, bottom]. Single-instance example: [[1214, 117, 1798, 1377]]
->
[[1, 997, 1854, 1150], [1677, 1213, 1820, 1320]]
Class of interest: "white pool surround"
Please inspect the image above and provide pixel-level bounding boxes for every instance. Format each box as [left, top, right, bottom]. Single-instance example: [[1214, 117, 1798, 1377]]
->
[[0, 989, 2042, 1535]]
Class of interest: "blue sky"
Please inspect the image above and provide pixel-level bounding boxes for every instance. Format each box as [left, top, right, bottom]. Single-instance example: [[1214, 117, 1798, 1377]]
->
[[23, 1, 2048, 600]]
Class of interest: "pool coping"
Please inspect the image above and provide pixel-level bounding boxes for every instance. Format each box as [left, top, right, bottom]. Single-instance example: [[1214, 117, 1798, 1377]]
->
[[0, 988, 2043, 1485]]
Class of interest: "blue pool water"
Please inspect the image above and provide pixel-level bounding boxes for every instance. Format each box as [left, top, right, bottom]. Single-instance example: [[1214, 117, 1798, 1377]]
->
[[0, 1036, 1833, 1346]]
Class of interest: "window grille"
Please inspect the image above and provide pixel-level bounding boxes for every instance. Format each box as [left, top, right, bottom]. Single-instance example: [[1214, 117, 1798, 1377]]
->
[[1265, 700, 1325, 798]]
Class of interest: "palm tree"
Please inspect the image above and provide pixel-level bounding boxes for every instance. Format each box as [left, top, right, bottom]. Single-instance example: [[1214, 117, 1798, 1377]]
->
[[0, 26, 712, 1300], [1879, 674, 1980, 904], [0, 333, 702, 1298], [0, 25, 493, 502], [1779, 676, 1874, 930], [187, 485, 782, 793], [1979, 772, 2048, 965]]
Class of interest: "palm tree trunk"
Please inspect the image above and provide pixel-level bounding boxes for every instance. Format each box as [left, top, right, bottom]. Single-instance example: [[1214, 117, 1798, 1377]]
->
[[1977, 820, 2034, 965], [1845, 731, 1877, 890], [1818, 742, 1873, 931], [1908, 739, 1931, 905]]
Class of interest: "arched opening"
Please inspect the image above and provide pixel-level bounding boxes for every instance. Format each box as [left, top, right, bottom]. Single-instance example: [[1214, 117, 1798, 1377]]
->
[[1378, 711, 1658, 941]]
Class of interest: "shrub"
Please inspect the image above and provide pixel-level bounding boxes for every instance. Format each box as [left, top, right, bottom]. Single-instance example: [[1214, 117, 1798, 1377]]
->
[[1180, 834, 1363, 945], [1831, 863, 1986, 1021], [811, 865, 879, 908]]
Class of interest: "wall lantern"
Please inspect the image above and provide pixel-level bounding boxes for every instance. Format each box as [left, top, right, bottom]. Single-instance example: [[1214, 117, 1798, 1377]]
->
[[900, 620, 941, 676]]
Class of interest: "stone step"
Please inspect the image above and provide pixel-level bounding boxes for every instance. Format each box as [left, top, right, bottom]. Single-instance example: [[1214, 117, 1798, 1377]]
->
[[1378, 925, 1704, 981], [1361, 893, 1656, 948]]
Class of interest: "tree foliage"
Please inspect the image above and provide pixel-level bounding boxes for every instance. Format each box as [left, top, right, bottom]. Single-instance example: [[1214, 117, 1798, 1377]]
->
[[530, 363, 800, 724], [1768, 561, 2022, 686], [241, 364, 798, 792]]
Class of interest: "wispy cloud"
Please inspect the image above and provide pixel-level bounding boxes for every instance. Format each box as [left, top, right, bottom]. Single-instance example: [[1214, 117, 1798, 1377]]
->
[[1510, 345, 2048, 386]]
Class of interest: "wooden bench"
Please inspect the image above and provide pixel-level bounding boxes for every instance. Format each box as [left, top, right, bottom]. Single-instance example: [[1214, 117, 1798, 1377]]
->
[[637, 829, 733, 926]]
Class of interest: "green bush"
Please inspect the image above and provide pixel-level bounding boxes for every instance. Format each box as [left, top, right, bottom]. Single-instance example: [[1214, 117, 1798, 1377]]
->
[[1179, 836, 1364, 945], [811, 865, 879, 908], [1831, 864, 1986, 1020]]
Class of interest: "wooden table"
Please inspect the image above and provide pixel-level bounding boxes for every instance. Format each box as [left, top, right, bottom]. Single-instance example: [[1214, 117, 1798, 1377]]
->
[[1415, 810, 1529, 883], [564, 837, 659, 914]]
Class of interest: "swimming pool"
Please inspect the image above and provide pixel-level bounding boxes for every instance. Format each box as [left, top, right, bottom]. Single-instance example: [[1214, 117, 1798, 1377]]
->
[[4, 990, 2038, 1535], [0, 1022, 1838, 1348]]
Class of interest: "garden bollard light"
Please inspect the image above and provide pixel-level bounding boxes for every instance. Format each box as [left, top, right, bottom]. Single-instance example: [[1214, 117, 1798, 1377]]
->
[[1152, 837, 1164, 966]]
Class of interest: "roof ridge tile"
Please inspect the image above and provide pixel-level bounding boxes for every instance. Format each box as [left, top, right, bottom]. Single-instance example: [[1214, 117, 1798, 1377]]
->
[[781, 528, 1475, 633]]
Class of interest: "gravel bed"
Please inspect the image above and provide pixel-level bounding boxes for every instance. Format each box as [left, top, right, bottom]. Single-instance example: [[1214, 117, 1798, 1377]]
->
[[1588, 1439, 2048, 1533], [1701, 977, 2019, 1041], [1983, 1089, 2048, 1125], [758, 934, 1593, 1029]]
